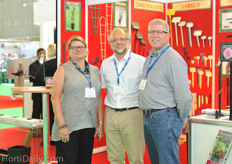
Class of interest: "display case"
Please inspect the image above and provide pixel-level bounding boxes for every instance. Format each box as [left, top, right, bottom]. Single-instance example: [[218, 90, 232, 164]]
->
[[188, 114, 232, 164]]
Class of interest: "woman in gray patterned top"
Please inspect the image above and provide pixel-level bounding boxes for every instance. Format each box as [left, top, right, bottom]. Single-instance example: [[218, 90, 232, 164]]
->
[[51, 36, 104, 164]]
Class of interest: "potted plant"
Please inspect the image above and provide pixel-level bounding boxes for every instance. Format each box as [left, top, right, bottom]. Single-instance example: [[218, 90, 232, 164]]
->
[[118, 11, 123, 25]]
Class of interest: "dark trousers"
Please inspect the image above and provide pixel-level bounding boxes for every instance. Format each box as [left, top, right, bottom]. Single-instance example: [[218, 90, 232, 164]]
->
[[32, 93, 42, 119], [49, 94, 54, 135], [56, 128, 95, 164]]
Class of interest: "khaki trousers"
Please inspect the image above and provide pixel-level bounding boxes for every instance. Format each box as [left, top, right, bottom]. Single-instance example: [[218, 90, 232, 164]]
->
[[105, 107, 145, 164]]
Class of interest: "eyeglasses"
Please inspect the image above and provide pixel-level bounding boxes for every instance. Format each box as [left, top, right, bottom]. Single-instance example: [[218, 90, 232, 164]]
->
[[110, 37, 129, 43], [70, 46, 85, 50], [147, 30, 168, 35]]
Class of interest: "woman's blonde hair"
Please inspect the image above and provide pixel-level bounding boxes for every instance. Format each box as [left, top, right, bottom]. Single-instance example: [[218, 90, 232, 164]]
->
[[67, 36, 87, 59], [47, 44, 56, 59]]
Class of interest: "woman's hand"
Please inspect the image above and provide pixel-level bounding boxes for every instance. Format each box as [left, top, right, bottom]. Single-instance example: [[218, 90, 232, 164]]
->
[[59, 127, 70, 143], [95, 126, 104, 140]]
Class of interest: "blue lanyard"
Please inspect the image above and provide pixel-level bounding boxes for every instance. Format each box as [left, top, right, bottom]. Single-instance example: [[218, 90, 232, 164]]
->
[[145, 45, 170, 79], [113, 52, 131, 85], [71, 60, 92, 88]]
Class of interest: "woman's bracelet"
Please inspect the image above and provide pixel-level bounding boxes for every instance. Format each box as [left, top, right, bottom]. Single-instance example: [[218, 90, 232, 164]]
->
[[98, 121, 103, 125], [59, 124, 67, 129], [98, 125, 103, 128]]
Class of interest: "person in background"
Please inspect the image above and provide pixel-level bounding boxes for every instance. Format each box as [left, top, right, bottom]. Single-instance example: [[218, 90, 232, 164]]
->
[[101, 28, 145, 164], [139, 19, 192, 164], [51, 36, 104, 164], [29, 48, 46, 120], [35, 44, 57, 145]]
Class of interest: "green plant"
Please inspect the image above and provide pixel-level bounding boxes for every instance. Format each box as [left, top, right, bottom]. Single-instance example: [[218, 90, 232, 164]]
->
[[118, 11, 123, 23]]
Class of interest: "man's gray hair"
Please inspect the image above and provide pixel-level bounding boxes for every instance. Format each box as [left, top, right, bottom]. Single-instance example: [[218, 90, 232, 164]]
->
[[108, 28, 131, 42], [148, 19, 169, 32]]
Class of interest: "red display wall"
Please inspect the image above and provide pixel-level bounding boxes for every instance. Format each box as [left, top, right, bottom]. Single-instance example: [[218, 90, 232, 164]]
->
[[58, 0, 232, 149]]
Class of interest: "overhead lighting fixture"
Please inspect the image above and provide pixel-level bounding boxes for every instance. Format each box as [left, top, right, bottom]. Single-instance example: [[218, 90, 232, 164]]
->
[[23, 3, 27, 7]]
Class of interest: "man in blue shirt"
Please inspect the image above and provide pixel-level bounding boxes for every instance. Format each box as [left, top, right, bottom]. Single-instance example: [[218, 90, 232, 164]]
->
[[139, 19, 192, 164]]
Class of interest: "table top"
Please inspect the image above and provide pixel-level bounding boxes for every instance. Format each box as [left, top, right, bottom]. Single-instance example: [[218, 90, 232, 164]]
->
[[11, 86, 52, 93]]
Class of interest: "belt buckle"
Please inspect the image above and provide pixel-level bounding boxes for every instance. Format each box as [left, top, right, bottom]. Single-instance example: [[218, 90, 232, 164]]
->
[[144, 110, 149, 115]]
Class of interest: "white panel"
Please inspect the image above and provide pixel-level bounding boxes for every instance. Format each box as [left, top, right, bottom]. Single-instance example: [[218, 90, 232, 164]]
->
[[34, 0, 56, 24]]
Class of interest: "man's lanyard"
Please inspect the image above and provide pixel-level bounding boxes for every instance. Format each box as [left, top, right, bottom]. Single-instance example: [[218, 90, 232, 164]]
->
[[113, 52, 131, 85], [145, 45, 170, 79], [71, 60, 92, 88]]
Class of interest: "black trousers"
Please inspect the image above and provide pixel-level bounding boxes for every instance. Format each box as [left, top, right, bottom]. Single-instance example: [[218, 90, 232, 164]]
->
[[31, 93, 42, 119], [56, 128, 95, 164]]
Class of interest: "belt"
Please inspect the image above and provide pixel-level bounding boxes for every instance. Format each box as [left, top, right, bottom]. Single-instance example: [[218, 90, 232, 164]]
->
[[108, 106, 138, 112], [143, 107, 176, 115]]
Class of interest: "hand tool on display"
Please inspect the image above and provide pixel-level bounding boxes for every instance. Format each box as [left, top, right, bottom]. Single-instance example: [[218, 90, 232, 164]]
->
[[191, 60, 195, 65], [190, 67, 196, 87], [198, 94, 201, 108], [172, 16, 181, 46], [198, 70, 204, 89], [193, 30, 202, 47], [178, 21, 186, 47], [194, 93, 197, 111], [191, 93, 196, 116], [141, 40, 146, 56], [136, 33, 143, 55], [200, 53, 204, 63], [201, 35, 206, 48], [208, 36, 212, 47], [208, 55, 213, 68], [203, 56, 208, 66], [187, 56, 191, 73], [131, 22, 140, 53], [205, 95, 208, 105], [194, 56, 200, 65], [205, 69, 211, 88], [186, 22, 194, 47], [166, 9, 176, 47], [205, 70, 212, 88], [201, 94, 204, 105]]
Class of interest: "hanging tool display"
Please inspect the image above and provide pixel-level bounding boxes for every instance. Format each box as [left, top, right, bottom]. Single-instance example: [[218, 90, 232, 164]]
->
[[166, 9, 176, 47], [131, 22, 140, 53], [190, 67, 196, 87], [194, 56, 200, 65], [208, 55, 213, 68], [136, 33, 143, 55], [178, 21, 186, 47], [197, 69, 204, 89], [201, 35, 206, 48], [203, 56, 208, 66], [172, 17, 181, 47], [208, 36, 212, 47], [205, 70, 212, 88], [89, 5, 100, 34], [140, 39, 146, 56], [200, 53, 204, 63], [186, 22, 194, 47], [193, 30, 202, 47]]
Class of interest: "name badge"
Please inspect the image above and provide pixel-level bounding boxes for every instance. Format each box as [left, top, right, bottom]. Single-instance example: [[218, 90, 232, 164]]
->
[[113, 85, 124, 95], [139, 79, 147, 90], [85, 87, 96, 98]]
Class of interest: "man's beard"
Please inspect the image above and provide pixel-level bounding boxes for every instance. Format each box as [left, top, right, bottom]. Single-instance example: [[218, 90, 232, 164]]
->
[[114, 47, 128, 55]]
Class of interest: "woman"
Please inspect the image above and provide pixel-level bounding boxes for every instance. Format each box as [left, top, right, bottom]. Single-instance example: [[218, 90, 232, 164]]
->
[[51, 36, 104, 164]]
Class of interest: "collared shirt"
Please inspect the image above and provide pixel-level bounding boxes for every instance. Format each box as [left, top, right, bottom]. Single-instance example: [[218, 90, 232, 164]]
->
[[139, 44, 192, 124], [101, 50, 146, 108]]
